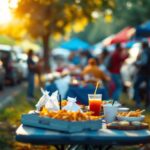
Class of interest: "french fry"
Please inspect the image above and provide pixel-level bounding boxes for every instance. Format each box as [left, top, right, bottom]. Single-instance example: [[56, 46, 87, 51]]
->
[[39, 107, 102, 121], [117, 109, 144, 117]]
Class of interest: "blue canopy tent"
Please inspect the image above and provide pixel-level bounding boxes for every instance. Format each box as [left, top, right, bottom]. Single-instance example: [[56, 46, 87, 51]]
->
[[60, 37, 90, 51], [136, 21, 150, 37]]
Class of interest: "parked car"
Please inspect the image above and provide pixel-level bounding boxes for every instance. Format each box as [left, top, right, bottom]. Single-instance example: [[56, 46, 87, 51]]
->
[[16, 53, 28, 79], [0, 45, 23, 85], [0, 60, 5, 90]]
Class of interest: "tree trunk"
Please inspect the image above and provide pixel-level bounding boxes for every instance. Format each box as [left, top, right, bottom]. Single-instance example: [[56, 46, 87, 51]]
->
[[42, 34, 51, 72]]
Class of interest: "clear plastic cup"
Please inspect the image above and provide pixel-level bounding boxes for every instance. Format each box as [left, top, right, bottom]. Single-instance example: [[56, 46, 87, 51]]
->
[[88, 94, 102, 116], [103, 104, 118, 123]]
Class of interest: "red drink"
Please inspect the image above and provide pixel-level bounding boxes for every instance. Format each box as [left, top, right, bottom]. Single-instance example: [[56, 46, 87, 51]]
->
[[89, 100, 102, 116]]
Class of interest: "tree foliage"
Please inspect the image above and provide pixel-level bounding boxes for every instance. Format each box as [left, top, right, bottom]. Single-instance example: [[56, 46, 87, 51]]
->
[[76, 0, 150, 44], [114, 0, 150, 27], [13, 0, 115, 39], [6, 0, 114, 70]]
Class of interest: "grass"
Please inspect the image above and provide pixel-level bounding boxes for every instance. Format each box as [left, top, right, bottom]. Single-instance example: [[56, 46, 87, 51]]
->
[[0, 88, 41, 150], [0, 89, 149, 150], [0, 35, 15, 45]]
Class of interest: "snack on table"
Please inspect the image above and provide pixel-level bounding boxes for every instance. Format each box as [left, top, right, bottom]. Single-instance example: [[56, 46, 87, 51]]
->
[[107, 121, 149, 130], [117, 109, 145, 117], [25, 89, 103, 133], [61, 100, 67, 107], [117, 109, 145, 122], [40, 107, 103, 121]]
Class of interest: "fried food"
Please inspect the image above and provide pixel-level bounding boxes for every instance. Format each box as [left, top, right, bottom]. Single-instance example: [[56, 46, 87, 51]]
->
[[61, 100, 68, 107], [40, 108, 103, 121], [117, 109, 145, 117]]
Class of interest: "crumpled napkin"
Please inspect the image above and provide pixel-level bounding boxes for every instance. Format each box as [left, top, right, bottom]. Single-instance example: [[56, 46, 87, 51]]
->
[[62, 97, 82, 112], [45, 91, 59, 111], [35, 88, 50, 111], [35, 88, 59, 111]]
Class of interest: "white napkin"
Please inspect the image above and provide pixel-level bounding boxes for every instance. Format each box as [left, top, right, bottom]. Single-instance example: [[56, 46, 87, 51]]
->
[[54, 75, 71, 99], [35, 88, 60, 111], [62, 97, 82, 112], [35, 88, 50, 111], [45, 91, 59, 111]]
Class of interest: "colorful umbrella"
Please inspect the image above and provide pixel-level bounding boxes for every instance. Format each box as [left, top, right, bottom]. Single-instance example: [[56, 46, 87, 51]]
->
[[60, 37, 90, 51], [136, 21, 150, 37], [110, 27, 135, 44]]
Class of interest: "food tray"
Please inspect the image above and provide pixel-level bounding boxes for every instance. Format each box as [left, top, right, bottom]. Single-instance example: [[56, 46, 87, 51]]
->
[[21, 113, 102, 133], [107, 124, 149, 130]]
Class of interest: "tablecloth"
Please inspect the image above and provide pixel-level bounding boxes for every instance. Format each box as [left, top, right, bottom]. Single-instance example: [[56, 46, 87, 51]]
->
[[65, 85, 109, 105], [45, 82, 109, 105]]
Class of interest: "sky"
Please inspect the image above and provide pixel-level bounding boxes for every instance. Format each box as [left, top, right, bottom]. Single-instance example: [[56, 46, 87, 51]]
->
[[0, 0, 18, 24]]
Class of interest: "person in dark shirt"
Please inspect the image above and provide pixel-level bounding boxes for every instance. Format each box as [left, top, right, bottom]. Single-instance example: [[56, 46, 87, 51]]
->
[[108, 43, 129, 101], [133, 41, 150, 108], [27, 49, 36, 99]]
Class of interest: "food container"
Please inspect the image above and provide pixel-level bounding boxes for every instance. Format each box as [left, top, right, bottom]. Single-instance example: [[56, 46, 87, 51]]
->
[[21, 113, 102, 133], [117, 115, 145, 122]]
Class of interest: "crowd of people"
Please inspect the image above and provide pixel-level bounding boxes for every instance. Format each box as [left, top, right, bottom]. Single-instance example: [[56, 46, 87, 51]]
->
[[67, 41, 150, 109], [26, 41, 150, 109]]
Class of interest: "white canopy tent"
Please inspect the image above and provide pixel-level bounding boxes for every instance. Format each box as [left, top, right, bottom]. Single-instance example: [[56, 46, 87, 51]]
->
[[51, 48, 70, 59]]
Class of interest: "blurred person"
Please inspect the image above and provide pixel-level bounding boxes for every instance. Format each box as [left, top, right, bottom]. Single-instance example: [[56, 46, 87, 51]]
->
[[108, 43, 129, 101], [80, 50, 93, 68], [84, 50, 93, 59], [82, 58, 110, 83], [98, 48, 114, 97], [80, 51, 88, 68], [68, 51, 81, 66], [99, 47, 111, 75], [133, 41, 150, 108], [27, 49, 36, 100]]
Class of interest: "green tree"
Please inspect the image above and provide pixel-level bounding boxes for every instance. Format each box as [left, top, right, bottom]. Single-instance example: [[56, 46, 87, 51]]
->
[[76, 0, 150, 44], [9, 0, 115, 71]]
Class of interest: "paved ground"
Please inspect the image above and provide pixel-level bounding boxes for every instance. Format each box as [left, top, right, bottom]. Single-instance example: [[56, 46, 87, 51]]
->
[[0, 82, 27, 109]]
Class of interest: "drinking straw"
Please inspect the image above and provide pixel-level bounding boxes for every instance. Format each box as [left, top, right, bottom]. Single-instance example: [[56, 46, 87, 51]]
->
[[94, 81, 100, 95]]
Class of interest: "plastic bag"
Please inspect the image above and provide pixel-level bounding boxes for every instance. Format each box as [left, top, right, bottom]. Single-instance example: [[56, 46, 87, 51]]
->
[[45, 91, 59, 111], [62, 97, 82, 112], [35, 88, 50, 111]]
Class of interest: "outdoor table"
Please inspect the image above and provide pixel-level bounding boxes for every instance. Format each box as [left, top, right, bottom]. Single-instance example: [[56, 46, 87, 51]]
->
[[16, 124, 150, 149], [65, 85, 109, 105]]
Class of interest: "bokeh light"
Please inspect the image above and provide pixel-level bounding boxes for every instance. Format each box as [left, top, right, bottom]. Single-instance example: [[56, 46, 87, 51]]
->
[[9, 0, 18, 9], [0, 0, 12, 24]]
